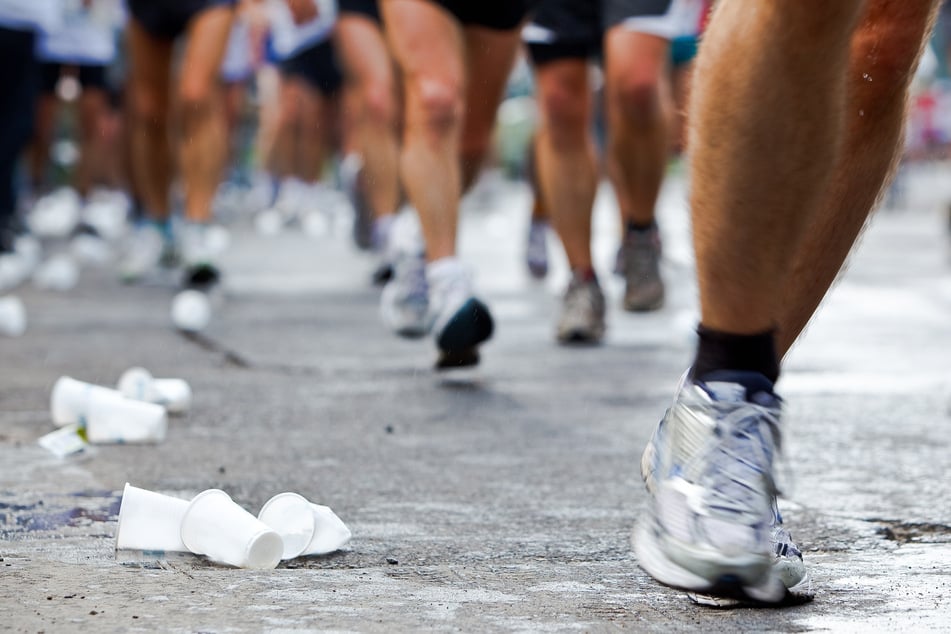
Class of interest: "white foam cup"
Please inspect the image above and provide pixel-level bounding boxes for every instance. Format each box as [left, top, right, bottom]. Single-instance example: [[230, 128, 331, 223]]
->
[[115, 483, 190, 553], [258, 493, 352, 559], [257, 493, 317, 560], [0, 295, 26, 337], [171, 289, 211, 332], [50, 376, 123, 426], [303, 504, 352, 556], [117, 367, 192, 414], [84, 393, 167, 443], [181, 489, 283, 569], [116, 367, 153, 401]]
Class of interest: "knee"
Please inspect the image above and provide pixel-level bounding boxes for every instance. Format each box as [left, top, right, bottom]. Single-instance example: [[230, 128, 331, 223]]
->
[[277, 95, 300, 131], [177, 80, 215, 123], [363, 82, 397, 128], [538, 84, 588, 150], [130, 86, 166, 128], [609, 74, 662, 125], [408, 75, 463, 136]]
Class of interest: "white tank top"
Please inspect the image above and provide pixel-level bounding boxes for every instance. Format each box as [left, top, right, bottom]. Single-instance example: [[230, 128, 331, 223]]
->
[[37, 0, 122, 64], [268, 0, 336, 60], [0, 0, 60, 31]]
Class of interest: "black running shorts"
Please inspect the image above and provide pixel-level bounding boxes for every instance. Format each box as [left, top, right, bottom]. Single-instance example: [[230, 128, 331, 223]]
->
[[39, 63, 109, 95], [525, 0, 674, 64], [427, 0, 536, 31], [339, 0, 382, 23], [279, 39, 343, 97], [127, 0, 237, 40]]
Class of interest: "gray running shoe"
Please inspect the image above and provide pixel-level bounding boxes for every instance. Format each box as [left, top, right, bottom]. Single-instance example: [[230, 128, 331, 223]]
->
[[526, 219, 549, 279], [119, 223, 172, 283], [341, 154, 373, 251], [634, 371, 812, 605], [620, 225, 664, 312], [556, 273, 605, 344], [380, 250, 431, 338]]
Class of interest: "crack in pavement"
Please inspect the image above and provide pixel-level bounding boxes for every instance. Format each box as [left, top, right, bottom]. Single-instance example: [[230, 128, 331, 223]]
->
[[867, 518, 951, 544], [178, 332, 252, 368]]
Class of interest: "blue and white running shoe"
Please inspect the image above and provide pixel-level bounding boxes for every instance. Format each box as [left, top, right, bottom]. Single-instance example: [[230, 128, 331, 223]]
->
[[634, 371, 812, 605]]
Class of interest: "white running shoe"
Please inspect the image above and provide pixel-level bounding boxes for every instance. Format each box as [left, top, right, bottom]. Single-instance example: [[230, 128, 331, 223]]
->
[[634, 371, 811, 605], [0, 228, 41, 293], [180, 222, 227, 292], [180, 223, 229, 266], [28, 187, 82, 239], [380, 249, 430, 338], [263, 177, 307, 226], [0, 251, 30, 293], [427, 257, 494, 370], [118, 223, 170, 283], [82, 188, 130, 241]]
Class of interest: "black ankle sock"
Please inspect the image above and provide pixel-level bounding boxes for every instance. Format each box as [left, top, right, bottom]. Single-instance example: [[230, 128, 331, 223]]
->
[[625, 220, 655, 234], [690, 326, 780, 384]]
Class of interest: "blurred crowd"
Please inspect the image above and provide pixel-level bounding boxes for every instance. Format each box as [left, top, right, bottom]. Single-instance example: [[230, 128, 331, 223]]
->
[[1, 0, 949, 355]]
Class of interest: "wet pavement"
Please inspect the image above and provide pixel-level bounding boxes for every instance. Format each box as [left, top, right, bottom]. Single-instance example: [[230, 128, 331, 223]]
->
[[2, 168, 950, 632]]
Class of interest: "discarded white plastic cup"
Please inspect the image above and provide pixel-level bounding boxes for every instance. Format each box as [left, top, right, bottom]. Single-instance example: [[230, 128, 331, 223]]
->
[[257, 493, 316, 560], [84, 392, 168, 443], [50, 376, 120, 426], [50, 376, 167, 443], [305, 504, 353, 555], [258, 493, 352, 559], [115, 483, 190, 553], [181, 489, 283, 569], [0, 295, 26, 337], [171, 290, 211, 332], [117, 367, 192, 415]]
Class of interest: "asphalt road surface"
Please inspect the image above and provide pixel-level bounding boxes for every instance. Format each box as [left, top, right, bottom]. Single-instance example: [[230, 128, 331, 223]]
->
[[2, 169, 950, 632]]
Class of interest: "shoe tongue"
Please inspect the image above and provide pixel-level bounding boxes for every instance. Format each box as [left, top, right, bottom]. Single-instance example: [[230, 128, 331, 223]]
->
[[696, 370, 777, 403], [703, 381, 748, 402]]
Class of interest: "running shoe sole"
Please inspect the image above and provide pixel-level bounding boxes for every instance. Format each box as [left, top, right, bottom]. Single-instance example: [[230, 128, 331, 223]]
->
[[183, 263, 222, 292], [435, 298, 494, 370], [633, 520, 786, 604], [557, 327, 605, 345], [623, 292, 665, 313], [372, 262, 394, 286]]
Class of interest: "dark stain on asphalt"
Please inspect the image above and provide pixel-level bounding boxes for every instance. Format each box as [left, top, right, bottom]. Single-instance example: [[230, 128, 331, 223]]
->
[[871, 519, 951, 543]]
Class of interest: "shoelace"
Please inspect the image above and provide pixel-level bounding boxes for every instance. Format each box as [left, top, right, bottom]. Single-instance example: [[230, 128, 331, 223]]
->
[[699, 402, 780, 524], [398, 255, 429, 304], [625, 234, 660, 280], [564, 280, 599, 320]]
